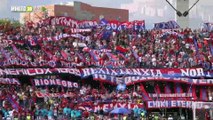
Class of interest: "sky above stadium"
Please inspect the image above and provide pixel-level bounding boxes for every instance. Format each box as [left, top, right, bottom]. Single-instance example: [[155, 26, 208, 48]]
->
[[0, 0, 213, 29]]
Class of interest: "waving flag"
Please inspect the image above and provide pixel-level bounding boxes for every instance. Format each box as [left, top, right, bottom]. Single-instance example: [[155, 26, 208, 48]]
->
[[131, 47, 140, 62], [61, 50, 68, 59], [116, 46, 128, 53], [100, 18, 108, 26], [106, 52, 119, 61], [12, 44, 24, 60], [203, 23, 213, 31], [89, 50, 99, 62], [77, 53, 86, 63], [7, 95, 21, 111], [193, 37, 199, 55], [1, 48, 10, 60], [154, 21, 180, 29]]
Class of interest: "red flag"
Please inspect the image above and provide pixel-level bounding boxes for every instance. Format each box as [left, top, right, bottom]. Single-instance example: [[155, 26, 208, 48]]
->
[[116, 46, 128, 53]]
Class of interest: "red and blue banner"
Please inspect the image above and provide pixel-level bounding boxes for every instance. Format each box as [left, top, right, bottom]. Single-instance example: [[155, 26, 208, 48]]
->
[[154, 21, 180, 29]]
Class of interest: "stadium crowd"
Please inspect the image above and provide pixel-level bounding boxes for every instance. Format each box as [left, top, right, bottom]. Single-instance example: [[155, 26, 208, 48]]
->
[[0, 22, 212, 69], [0, 20, 212, 120], [0, 83, 146, 120]]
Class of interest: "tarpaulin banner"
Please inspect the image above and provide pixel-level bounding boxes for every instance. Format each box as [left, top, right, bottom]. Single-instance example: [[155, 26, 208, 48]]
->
[[148, 93, 192, 98], [0, 68, 212, 85], [78, 102, 144, 112], [147, 100, 192, 109], [101, 19, 146, 31], [93, 74, 213, 85], [70, 28, 91, 33], [82, 68, 213, 78], [50, 16, 98, 28], [154, 21, 180, 29], [0, 78, 20, 85], [48, 16, 146, 30], [33, 79, 79, 88], [0, 68, 81, 76], [35, 91, 75, 98], [1, 59, 78, 68], [147, 101, 213, 109]]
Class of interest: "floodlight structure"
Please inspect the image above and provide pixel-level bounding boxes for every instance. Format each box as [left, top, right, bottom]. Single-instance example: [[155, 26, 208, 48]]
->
[[183, 0, 200, 17], [165, 0, 182, 17]]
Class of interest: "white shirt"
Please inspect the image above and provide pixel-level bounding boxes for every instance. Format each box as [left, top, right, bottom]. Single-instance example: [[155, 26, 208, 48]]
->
[[168, 117, 173, 120]]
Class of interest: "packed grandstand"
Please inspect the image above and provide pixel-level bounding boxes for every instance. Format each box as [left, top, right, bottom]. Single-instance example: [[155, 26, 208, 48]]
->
[[0, 16, 212, 120]]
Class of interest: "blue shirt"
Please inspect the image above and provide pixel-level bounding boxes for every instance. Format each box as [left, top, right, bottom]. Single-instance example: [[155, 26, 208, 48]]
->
[[48, 110, 53, 117], [63, 107, 71, 115], [41, 109, 48, 117]]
